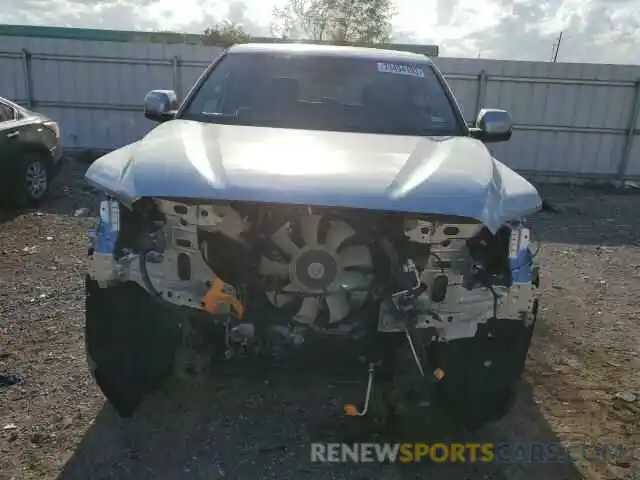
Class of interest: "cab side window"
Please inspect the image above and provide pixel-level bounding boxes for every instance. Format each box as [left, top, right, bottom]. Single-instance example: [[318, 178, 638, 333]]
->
[[0, 102, 16, 122]]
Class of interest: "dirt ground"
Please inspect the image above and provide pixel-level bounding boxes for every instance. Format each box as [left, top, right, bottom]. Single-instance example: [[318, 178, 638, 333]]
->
[[0, 159, 638, 480]]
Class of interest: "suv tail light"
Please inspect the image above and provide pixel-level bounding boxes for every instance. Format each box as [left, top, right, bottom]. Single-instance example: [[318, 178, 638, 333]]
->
[[43, 121, 60, 139]]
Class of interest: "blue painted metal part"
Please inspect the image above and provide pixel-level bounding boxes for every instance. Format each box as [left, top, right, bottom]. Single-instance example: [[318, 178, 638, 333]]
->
[[93, 199, 119, 254], [508, 225, 533, 284]]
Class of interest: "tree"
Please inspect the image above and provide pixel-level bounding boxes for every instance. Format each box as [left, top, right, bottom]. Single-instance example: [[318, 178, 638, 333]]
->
[[202, 21, 251, 46], [271, 0, 333, 41], [270, 0, 392, 44]]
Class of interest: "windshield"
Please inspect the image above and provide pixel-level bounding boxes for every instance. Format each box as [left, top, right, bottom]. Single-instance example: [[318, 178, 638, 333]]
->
[[181, 52, 464, 136]]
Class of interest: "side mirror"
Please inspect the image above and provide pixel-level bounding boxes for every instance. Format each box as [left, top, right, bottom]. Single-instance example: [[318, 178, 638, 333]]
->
[[469, 108, 512, 143], [144, 90, 178, 122]]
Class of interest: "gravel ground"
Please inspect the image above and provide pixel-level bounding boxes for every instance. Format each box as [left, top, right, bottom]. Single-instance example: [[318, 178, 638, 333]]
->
[[0, 159, 638, 480]]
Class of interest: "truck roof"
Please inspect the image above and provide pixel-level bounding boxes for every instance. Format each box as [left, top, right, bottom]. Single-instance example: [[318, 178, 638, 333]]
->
[[227, 42, 434, 64]]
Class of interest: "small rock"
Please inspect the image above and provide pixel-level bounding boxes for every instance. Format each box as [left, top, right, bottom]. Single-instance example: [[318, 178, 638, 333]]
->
[[30, 432, 46, 444], [73, 208, 90, 217], [3, 423, 17, 431], [562, 357, 581, 368], [0, 373, 22, 387], [615, 392, 637, 403]]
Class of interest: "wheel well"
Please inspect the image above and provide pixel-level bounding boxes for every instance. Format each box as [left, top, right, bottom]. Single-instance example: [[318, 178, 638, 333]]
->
[[19, 145, 54, 170]]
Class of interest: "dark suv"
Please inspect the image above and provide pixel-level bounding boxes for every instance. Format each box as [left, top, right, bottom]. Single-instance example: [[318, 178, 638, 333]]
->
[[0, 96, 63, 206]]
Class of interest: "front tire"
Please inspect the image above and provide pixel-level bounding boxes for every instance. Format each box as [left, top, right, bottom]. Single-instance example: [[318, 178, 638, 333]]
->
[[432, 315, 538, 430], [85, 276, 181, 417]]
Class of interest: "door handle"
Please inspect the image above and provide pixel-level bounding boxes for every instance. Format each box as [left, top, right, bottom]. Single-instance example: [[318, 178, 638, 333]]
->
[[6, 131, 20, 138]]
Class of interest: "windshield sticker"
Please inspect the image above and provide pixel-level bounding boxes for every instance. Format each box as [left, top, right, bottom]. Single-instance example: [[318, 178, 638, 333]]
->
[[377, 62, 425, 78]]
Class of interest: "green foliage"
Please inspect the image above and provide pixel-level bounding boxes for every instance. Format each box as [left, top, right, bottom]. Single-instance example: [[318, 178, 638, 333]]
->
[[202, 21, 251, 46], [271, 0, 392, 44]]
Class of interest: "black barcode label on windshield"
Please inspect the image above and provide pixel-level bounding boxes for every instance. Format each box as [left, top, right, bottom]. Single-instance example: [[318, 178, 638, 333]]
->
[[377, 62, 425, 78]]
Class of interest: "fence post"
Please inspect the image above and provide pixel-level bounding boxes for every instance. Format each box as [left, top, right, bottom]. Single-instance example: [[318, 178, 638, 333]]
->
[[617, 79, 640, 182], [21, 49, 34, 109], [172, 56, 182, 101], [474, 69, 488, 120]]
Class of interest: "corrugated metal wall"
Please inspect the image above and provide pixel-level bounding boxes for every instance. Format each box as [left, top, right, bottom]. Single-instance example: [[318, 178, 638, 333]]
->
[[436, 58, 640, 181], [1, 35, 640, 181], [0, 36, 223, 152]]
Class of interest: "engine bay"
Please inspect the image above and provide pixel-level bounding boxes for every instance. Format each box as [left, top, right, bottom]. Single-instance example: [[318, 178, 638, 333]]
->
[[88, 196, 539, 359]]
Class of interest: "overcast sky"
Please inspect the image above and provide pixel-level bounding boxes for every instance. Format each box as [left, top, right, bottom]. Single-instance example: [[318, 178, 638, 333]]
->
[[1, 0, 639, 64]]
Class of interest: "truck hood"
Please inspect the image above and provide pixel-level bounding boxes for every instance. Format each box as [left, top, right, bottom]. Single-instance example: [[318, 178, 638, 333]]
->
[[85, 119, 541, 233]]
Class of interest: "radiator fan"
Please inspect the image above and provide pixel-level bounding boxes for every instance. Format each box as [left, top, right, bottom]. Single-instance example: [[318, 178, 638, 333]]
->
[[258, 215, 374, 325]]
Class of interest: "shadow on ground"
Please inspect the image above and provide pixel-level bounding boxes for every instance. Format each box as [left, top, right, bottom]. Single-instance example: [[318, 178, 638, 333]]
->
[[58, 378, 583, 480], [0, 159, 99, 225], [531, 184, 640, 247]]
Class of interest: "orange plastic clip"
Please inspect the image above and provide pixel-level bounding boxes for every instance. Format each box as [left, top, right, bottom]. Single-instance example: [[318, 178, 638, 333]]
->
[[343, 404, 359, 416], [202, 277, 245, 319]]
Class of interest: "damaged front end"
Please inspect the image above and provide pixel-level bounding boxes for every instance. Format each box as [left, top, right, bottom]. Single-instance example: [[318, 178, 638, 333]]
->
[[86, 195, 540, 427]]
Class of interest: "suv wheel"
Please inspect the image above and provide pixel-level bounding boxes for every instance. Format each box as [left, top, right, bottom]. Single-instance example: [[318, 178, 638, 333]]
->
[[16, 154, 50, 206]]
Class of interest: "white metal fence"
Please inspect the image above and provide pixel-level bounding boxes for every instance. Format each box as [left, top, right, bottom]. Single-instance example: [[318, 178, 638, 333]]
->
[[1, 35, 640, 181]]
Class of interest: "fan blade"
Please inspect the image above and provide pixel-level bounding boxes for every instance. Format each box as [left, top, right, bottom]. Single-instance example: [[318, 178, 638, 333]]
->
[[266, 291, 295, 307], [335, 270, 369, 290], [259, 257, 290, 276], [281, 283, 298, 293], [326, 291, 350, 323], [272, 224, 300, 257], [338, 245, 372, 269], [300, 215, 322, 247], [325, 220, 356, 252], [294, 297, 320, 325]]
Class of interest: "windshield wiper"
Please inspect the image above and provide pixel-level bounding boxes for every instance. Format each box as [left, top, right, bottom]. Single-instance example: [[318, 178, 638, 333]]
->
[[200, 112, 236, 121], [401, 126, 460, 137]]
